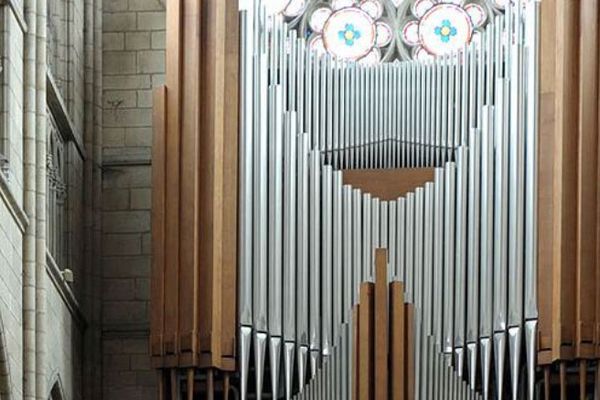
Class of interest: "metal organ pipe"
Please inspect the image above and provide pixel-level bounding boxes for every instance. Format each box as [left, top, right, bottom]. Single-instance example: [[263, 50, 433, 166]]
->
[[237, 1, 541, 398]]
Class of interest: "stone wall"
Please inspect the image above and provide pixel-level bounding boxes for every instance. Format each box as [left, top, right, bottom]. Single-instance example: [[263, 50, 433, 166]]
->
[[0, 5, 26, 399], [0, 201, 23, 398], [101, 0, 165, 398]]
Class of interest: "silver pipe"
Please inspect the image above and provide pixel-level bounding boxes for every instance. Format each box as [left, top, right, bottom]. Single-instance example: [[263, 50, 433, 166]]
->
[[333, 171, 343, 343], [396, 197, 406, 283], [388, 200, 397, 283], [343, 186, 353, 318], [480, 105, 494, 400], [268, 27, 286, 398], [352, 188, 362, 303], [454, 146, 468, 377], [288, 30, 297, 112], [493, 21, 508, 333], [443, 163, 456, 354], [297, 39, 305, 134], [414, 187, 424, 400], [238, 8, 254, 329], [270, 337, 282, 399], [309, 149, 321, 360], [253, 3, 269, 336], [423, 182, 434, 336], [305, 49, 313, 148], [322, 166, 333, 357], [466, 127, 481, 389], [524, 3, 540, 399], [362, 193, 372, 280], [508, 4, 525, 398], [312, 56, 320, 151], [320, 57, 327, 153], [268, 85, 284, 338], [380, 200, 389, 258], [283, 112, 298, 398], [326, 57, 333, 163], [372, 197, 381, 277], [493, 12, 509, 399], [332, 60, 339, 167], [297, 133, 310, 343], [434, 56, 448, 167], [405, 192, 415, 303], [433, 168, 444, 348], [285, 342, 295, 400]]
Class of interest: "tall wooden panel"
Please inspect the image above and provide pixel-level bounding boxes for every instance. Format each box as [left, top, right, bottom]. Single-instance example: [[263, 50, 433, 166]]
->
[[374, 250, 389, 400], [390, 282, 406, 400], [359, 282, 375, 400], [151, 0, 239, 375], [538, 0, 600, 370]]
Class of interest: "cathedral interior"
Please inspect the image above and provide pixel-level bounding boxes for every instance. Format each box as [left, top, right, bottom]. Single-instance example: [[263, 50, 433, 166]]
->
[[0, 0, 597, 399]]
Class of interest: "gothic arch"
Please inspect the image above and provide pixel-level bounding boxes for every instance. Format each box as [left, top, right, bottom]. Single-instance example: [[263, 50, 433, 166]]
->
[[0, 312, 12, 400], [48, 375, 65, 400]]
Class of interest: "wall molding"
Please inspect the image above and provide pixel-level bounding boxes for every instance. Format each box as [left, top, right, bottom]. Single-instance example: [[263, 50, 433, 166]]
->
[[45, 251, 88, 331], [0, 172, 27, 233], [46, 71, 86, 160], [0, 0, 27, 33]]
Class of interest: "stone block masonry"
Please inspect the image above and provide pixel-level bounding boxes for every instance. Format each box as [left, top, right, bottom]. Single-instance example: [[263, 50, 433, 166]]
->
[[102, 0, 165, 399]]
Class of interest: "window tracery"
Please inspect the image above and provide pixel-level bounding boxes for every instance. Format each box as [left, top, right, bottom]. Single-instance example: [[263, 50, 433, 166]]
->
[[267, 0, 505, 62]]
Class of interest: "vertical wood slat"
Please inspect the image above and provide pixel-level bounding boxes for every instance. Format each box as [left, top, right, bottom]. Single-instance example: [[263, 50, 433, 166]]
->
[[187, 368, 195, 400], [537, 0, 556, 365], [353, 305, 360, 400], [197, 0, 239, 370], [359, 282, 374, 400], [151, 86, 167, 364], [163, 0, 183, 365], [597, 23, 600, 358], [178, 0, 202, 364], [406, 305, 415, 400], [374, 249, 389, 400], [220, 0, 240, 361], [552, 0, 579, 362], [390, 281, 406, 400], [576, 0, 599, 359]]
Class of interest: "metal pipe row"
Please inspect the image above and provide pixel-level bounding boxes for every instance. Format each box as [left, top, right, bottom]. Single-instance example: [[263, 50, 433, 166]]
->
[[238, 0, 540, 398]]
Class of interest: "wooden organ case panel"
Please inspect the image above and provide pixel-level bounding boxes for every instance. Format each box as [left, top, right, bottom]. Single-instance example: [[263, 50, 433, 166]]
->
[[151, 0, 239, 396], [538, 0, 600, 396]]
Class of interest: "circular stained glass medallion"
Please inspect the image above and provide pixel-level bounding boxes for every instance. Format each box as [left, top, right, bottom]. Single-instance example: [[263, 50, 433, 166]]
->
[[322, 7, 377, 61], [419, 4, 473, 56]]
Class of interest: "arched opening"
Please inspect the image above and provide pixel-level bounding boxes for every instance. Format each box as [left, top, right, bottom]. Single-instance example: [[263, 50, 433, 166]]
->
[[48, 378, 65, 400]]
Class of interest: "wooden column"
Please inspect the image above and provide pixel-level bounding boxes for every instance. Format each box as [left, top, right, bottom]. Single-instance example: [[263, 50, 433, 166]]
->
[[358, 282, 375, 400], [390, 281, 406, 400], [576, 0, 599, 360], [374, 249, 389, 400], [406, 305, 415, 400], [353, 305, 360, 400], [151, 0, 239, 373]]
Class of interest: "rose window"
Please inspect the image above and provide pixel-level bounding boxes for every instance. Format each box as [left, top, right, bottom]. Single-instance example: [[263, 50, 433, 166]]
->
[[268, 0, 503, 62], [307, 0, 394, 64], [400, 0, 488, 60]]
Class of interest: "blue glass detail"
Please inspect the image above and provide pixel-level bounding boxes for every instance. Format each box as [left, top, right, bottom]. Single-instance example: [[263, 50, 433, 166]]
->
[[434, 19, 457, 43], [338, 23, 361, 46]]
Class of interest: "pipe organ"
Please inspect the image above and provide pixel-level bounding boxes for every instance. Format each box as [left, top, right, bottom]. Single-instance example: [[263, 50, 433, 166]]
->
[[151, 0, 600, 398], [238, 1, 540, 398]]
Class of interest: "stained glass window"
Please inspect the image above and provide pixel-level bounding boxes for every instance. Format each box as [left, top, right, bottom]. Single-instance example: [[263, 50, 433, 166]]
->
[[266, 0, 504, 62]]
